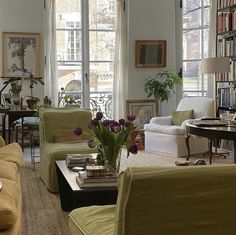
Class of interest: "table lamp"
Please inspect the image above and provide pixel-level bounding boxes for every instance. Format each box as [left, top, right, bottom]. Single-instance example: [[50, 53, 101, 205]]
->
[[202, 57, 230, 75]]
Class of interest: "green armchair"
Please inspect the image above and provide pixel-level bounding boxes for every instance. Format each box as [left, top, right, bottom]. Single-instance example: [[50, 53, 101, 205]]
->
[[39, 108, 96, 193], [69, 165, 236, 235]]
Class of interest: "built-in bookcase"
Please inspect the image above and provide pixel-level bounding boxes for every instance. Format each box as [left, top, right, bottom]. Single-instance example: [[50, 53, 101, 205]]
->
[[216, 0, 236, 114]]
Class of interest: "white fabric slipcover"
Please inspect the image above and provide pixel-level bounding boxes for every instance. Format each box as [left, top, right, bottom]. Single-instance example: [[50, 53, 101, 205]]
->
[[144, 97, 214, 157]]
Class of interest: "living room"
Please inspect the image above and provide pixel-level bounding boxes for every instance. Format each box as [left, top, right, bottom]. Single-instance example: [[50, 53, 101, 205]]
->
[[1, 0, 236, 235]]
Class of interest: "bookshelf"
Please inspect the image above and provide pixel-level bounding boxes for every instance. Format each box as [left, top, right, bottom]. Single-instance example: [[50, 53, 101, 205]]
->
[[216, 0, 236, 115]]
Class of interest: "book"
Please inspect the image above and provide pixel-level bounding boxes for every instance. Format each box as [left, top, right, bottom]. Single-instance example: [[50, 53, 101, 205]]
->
[[78, 171, 117, 183], [66, 154, 95, 168], [76, 176, 117, 188]]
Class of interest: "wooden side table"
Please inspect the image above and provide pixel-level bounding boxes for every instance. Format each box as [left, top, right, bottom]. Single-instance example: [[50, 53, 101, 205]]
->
[[130, 129, 145, 150]]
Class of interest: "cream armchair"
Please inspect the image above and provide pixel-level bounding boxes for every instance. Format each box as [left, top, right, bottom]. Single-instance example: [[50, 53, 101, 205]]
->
[[144, 97, 214, 157]]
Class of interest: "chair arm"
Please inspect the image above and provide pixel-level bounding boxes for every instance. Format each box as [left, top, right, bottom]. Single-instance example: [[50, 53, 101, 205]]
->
[[0, 136, 6, 147], [150, 116, 172, 125]]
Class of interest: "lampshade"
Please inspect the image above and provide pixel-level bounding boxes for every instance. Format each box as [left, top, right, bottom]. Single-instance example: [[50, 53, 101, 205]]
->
[[201, 57, 230, 74]]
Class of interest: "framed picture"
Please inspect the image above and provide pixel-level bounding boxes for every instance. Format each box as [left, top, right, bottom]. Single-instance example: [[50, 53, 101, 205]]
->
[[2, 32, 40, 77], [126, 99, 158, 129], [135, 40, 166, 68]]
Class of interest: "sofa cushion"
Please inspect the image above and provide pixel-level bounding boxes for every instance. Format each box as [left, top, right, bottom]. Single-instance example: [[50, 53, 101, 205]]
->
[[171, 109, 194, 125], [0, 143, 22, 167], [68, 205, 115, 235], [0, 160, 18, 182], [54, 132, 83, 143], [144, 124, 185, 135], [0, 178, 19, 230]]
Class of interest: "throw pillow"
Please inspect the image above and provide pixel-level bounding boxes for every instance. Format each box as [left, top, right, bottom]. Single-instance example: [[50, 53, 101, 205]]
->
[[54, 132, 83, 143], [171, 109, 194, 126]]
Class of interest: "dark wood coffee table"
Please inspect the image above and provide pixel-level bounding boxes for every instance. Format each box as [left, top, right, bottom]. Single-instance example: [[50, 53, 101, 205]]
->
[[186, 123, 236, 164], [55, 160, 118, 211]]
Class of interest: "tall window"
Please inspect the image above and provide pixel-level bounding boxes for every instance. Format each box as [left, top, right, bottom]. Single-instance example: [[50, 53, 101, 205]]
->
[[56, 0, 116, 114], [182, 0, 210, 96]]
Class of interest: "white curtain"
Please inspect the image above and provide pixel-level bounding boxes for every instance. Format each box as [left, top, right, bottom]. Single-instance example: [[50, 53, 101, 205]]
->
[[207, 0, 217, 98], [112, 0, 128, 120], [43, 0, 58, 106]]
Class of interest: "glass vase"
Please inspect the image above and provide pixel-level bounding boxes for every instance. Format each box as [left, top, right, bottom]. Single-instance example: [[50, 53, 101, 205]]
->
[[102, 145, 122, 175]]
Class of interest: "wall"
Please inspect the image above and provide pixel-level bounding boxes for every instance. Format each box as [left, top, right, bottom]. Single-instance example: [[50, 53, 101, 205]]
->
[[0, 0, 44, 105], [127, 0, 180, 116], [0, 0, 179, 115]]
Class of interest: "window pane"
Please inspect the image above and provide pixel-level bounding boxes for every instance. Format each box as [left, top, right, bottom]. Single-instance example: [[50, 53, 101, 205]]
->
[[57, 62, 82, 91], [183, 29, 201, 60], [56, 0, 81, 29], [89, 0, 116, 30], [183, 0, 201, 15], [203, 29, 209, 58], [183, 61, 201, 91], [89, 31, 115, 61], [183, 8, 201, 29], [203, 0, 210, 7], [57, 31, 82, 61], [90, 62, 114, 92], [203, 6, 210, 26]]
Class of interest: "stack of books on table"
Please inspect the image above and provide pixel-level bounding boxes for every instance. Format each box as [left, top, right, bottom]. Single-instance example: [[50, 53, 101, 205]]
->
[[76, 170, 117, 188], [66, 154, 94, 168]]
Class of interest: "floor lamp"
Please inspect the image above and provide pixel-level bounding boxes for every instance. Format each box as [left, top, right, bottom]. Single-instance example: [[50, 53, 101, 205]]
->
[[202, 57, 231, 155], [202, 56, 230, 114]]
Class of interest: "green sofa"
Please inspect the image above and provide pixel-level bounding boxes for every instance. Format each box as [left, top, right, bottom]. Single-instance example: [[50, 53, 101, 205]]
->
[[39, 108, 96, 193], [69, 165, 236, 235], [0, 136, 22, 235]]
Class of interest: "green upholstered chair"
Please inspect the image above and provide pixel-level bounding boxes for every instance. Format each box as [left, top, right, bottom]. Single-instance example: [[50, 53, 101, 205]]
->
[[69, 165, 236, 235], [39, 108, 96, 193]]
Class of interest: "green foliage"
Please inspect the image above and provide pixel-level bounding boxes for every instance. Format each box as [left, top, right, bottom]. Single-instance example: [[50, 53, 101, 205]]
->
[[144, 70, 182, 102]]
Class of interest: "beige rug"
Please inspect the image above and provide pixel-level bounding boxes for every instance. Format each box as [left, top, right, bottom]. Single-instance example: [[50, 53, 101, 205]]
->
[[21, 158, 69, 235], [119, 149, 233, 172]]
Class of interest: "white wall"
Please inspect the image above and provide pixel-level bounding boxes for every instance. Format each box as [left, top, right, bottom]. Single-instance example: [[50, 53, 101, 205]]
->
[[127, 0, 179, 116], [0, 0, 179, 114], [0, 0, 44, 104]]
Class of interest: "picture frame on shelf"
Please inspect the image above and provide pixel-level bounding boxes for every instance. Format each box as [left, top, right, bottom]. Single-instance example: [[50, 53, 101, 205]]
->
[[2, 32, 40, 77], [126, 99, 158, 129], [135, 40, 166, 68]]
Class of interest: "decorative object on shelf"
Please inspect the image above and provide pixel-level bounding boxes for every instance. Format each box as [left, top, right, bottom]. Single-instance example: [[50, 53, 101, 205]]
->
[[126, 99, 158, 129], [144, 70, 182, 114], [135, 40, 166, 68], [9, 80, 22, 109], [74, 112, 138, 173]]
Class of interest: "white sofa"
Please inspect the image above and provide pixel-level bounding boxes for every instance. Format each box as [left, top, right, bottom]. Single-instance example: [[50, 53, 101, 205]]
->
[[144, 97, 214, 157]]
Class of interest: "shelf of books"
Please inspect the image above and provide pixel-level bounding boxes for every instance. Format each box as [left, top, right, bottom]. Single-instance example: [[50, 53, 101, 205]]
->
[[216, 0, 236, 114], [216, 81, 236, 108]]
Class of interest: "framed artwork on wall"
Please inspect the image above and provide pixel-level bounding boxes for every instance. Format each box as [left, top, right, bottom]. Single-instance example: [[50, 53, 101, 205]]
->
[[2, 32, 40, 77], [126, 99, 158, 129], [135, 40, 166, 68]]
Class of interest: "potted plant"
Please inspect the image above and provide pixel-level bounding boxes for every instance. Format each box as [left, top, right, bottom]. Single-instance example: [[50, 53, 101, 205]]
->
[[26, 74, 45, 109], [144, 69, 182, 114]]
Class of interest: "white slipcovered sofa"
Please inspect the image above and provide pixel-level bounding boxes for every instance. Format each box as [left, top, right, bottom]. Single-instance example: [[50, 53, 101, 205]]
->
[[144, 97, 214, 157]]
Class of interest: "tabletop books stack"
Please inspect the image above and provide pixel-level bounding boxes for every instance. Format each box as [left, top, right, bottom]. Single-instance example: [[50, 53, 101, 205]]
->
[[66, 154, 95, 168], [76, 166, 117, 188]]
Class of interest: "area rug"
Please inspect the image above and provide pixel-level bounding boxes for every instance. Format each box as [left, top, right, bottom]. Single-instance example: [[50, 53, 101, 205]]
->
[[119, 149, 233, 172], [21, 162, 69, 235]]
